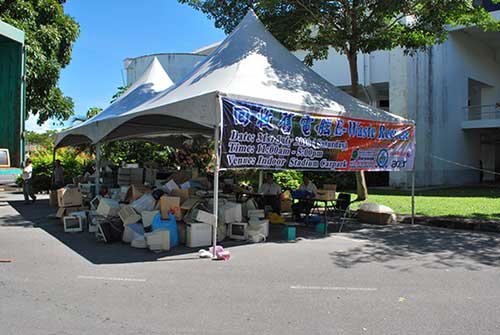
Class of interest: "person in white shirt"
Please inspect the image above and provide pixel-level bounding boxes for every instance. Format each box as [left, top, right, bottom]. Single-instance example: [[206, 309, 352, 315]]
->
[[292, 175, 317, 221], [22, 158, 37, 204], [258, 173, 282, 213]]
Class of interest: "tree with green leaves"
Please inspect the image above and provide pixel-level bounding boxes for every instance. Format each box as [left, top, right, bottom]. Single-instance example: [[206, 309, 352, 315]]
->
[[0, 0, 79, 124], [110, 85, 131, 104], [178, 0, 499, 199]]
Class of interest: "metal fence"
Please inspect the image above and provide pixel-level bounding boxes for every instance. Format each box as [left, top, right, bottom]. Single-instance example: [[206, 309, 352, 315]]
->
[[465, 104, 500, 121]]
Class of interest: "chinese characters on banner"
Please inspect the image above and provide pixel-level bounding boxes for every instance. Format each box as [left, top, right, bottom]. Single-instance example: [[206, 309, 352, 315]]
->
[[220, 97, 415, 171]]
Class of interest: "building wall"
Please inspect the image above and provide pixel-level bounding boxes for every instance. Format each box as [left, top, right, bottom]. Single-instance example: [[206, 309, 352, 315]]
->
[[389, 29, 500, 187], [0, 29, 24, 167]]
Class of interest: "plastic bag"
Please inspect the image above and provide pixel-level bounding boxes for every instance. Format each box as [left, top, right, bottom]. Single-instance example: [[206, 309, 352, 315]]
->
[[151, 213, 179, 247]]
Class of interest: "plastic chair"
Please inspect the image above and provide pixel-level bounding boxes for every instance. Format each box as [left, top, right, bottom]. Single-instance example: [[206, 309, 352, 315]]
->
[[335, 193, 352, 232]]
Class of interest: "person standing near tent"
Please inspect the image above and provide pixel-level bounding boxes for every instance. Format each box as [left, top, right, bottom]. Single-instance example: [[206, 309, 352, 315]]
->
[[22, 158, 37, 205], [258, 173, 281, 213], [53, 159, 65, 189], [292, 175, 317, 221]]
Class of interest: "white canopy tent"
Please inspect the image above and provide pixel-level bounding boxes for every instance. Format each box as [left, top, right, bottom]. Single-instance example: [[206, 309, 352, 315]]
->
[[56, 10, 415, 253], [55, 57, 175, 148]]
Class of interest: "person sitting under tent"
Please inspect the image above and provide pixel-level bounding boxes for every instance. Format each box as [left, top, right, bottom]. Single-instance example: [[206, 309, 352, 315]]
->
[[292, 175, 318, 221], [258, 173, 281, 214]]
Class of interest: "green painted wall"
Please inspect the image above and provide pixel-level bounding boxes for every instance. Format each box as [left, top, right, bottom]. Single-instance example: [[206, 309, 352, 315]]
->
[[0, 31, 24, 167]]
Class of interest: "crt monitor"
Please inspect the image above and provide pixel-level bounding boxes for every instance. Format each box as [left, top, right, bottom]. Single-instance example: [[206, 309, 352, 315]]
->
[[0, 149, 10, 168]]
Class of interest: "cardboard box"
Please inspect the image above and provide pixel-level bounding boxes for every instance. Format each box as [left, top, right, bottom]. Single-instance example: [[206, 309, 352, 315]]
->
[[57, 187, 82, 208], [141, 210, 159, 229], [170, 188, 192, 203], [281, 199, 293, 213], [119, 205, 142, 225], [315, 190, 336, 201], [96, 198, 121, 218], [323, 184, 337, 191], [159, 196, 181, 220], [126, 185, 152, 202]]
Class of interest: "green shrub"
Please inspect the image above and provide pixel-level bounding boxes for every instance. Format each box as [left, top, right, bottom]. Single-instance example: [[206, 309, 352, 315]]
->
[[25, 147, 93, 193], [273, 170, 303, 191]]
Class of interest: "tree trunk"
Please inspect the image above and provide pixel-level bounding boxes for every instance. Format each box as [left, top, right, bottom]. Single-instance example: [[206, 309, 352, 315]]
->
[[347, 51, 368, 201]]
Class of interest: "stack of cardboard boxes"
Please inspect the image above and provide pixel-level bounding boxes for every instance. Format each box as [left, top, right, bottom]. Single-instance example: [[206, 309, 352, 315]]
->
[[117, 167, 144, 187], [57, 186, 85, 220]]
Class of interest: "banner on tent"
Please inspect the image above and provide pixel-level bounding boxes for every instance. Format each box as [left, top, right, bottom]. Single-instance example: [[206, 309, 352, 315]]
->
[[220, 97, 415, 171]]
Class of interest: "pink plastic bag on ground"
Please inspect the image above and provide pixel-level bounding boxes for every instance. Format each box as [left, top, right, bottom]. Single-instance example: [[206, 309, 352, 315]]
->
[[209, 245, 231, 261]]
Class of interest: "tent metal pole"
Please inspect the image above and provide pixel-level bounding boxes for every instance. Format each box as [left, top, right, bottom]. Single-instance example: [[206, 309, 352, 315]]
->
[[52, 147, 56, 187], [95, 143, 101, 196], [411, 167, 416, 225], [258, 170, 264, 188], [212, 124, 220, 258]]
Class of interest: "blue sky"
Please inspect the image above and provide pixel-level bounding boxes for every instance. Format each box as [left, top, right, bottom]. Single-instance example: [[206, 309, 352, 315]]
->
[[27, 0, 226, 132]]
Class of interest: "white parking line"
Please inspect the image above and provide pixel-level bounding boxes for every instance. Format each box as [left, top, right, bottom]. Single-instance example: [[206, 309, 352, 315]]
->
[[290, 285, 377, 291], [77, 275, 147, 282], [332, 236, 368, 243]]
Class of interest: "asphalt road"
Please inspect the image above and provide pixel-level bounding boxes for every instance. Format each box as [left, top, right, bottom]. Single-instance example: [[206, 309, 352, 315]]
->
[[1, 191, 500, 335]]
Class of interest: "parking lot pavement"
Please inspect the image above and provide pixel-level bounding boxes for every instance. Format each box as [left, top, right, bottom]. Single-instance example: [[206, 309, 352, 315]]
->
[[1, 190, 500, 335]]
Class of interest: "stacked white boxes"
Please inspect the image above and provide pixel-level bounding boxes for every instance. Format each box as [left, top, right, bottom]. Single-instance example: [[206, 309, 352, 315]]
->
[[118, 168, 144, 186]]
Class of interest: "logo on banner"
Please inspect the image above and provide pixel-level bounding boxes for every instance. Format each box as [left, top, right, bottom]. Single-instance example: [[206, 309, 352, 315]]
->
[[232, 105, 251, 127], [256, 108, 273, 130], [376, 149, 389, 168], [279, 113, 293, 135], [300, 115, 313, 136]]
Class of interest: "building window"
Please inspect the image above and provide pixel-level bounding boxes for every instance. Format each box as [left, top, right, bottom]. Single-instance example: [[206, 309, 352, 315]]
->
[[379, 100, 390, 108]]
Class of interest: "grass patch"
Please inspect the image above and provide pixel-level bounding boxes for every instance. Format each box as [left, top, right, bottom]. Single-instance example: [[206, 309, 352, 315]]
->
[[347, 187, 500, 220]]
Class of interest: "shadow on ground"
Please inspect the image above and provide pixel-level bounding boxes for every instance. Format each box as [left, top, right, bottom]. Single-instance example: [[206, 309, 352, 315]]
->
[[6, 199, 341, 265], [331, 225, 500, 271]]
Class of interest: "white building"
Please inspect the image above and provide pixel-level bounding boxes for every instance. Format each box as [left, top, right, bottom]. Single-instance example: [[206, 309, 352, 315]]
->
[[124, 3, 500, 188]]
